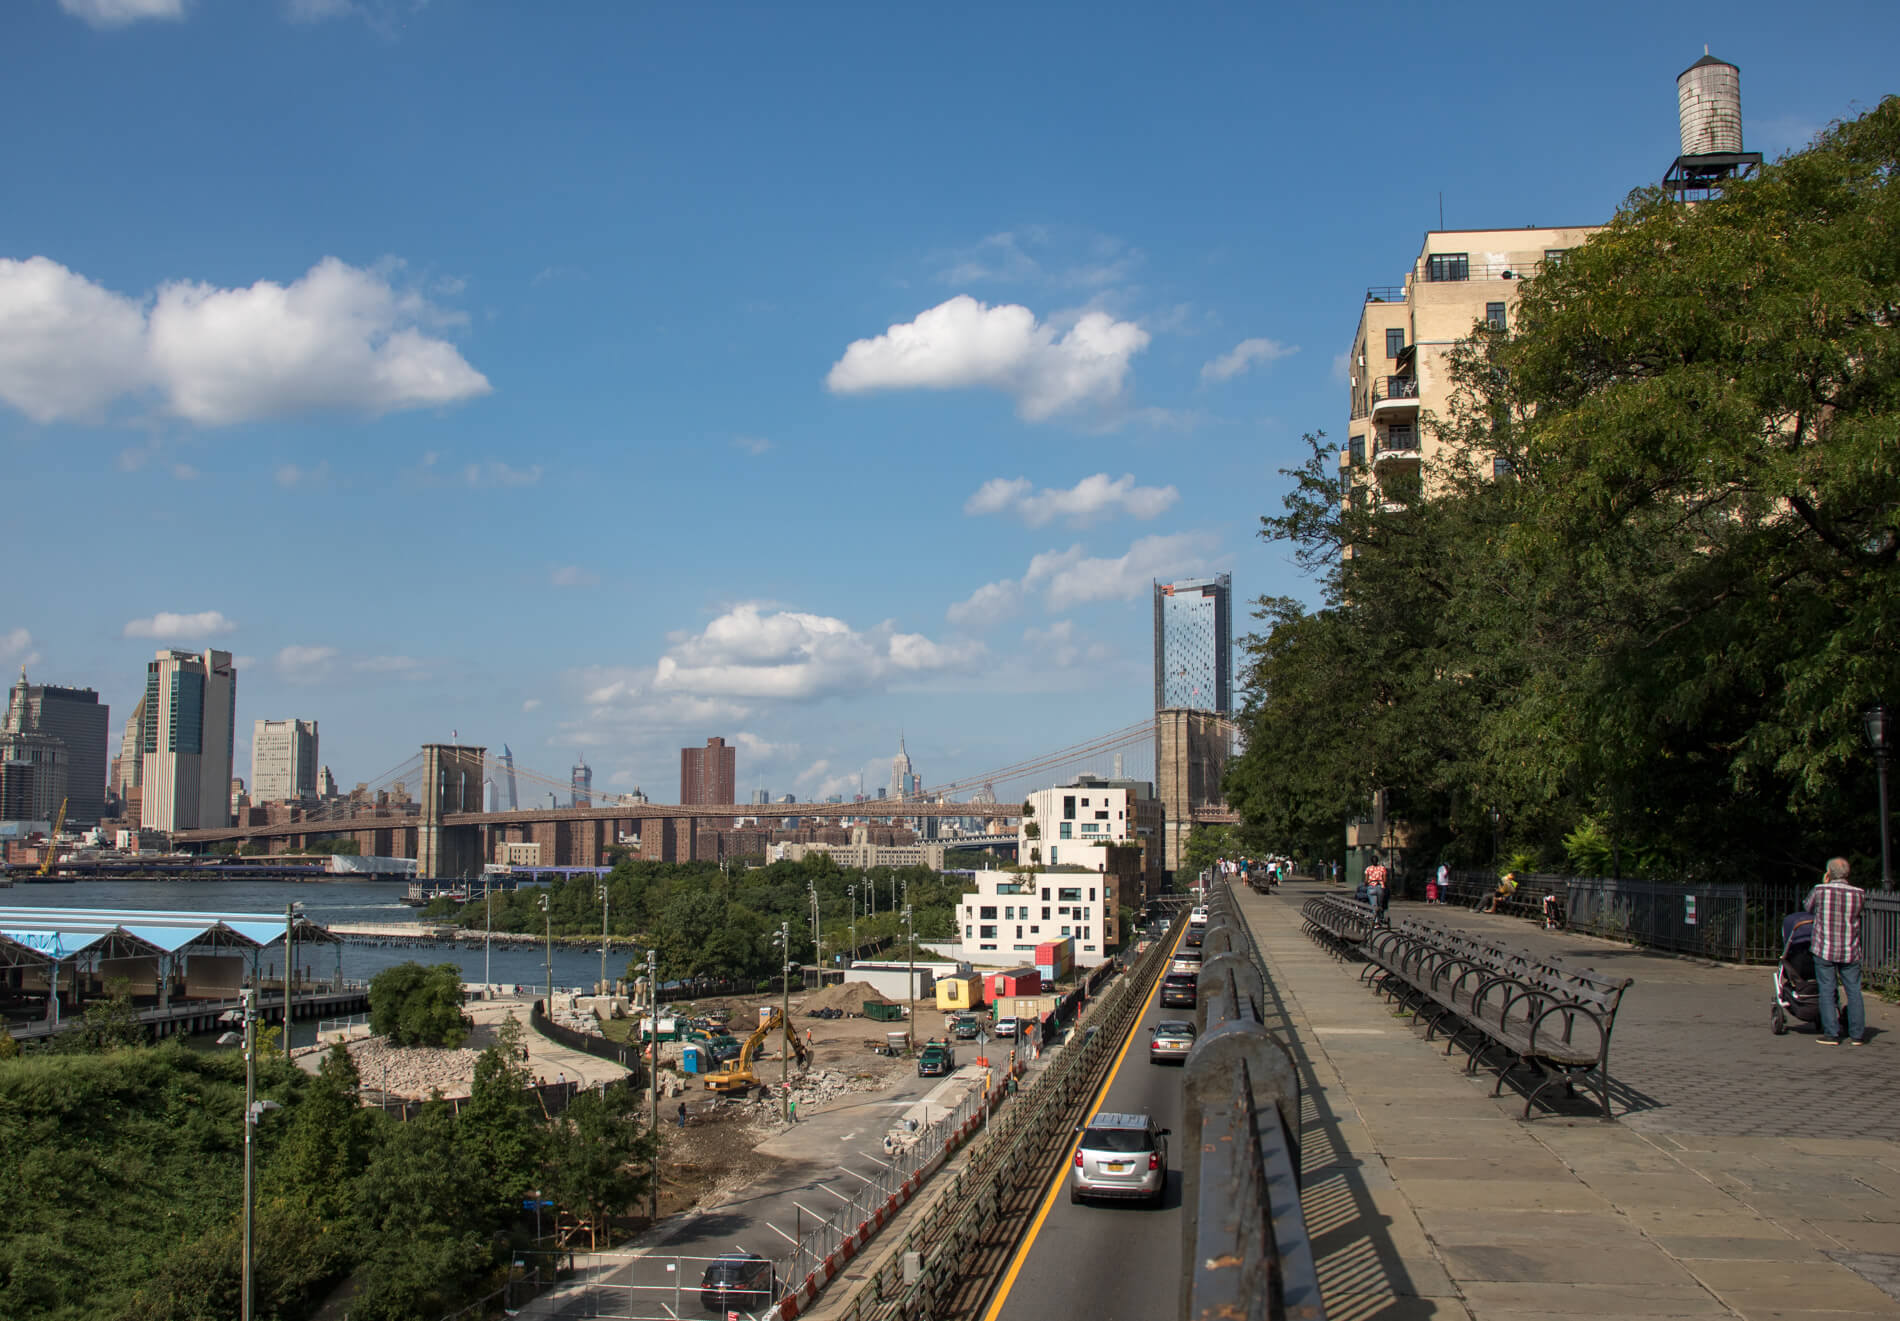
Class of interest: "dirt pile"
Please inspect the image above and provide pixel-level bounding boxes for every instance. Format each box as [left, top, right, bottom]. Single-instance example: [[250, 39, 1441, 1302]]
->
[[349, 1037, 486, 1099], [797, 980, 898, 1015]]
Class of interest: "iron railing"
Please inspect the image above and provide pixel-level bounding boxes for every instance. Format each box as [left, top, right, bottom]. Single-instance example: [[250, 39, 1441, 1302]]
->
[[1185, 883, 1323, 1321], [1370, 375, 1419, 405]]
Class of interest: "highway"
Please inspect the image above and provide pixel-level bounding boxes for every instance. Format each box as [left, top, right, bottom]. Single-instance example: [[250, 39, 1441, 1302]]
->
[[982, 925, 1189, 1321]]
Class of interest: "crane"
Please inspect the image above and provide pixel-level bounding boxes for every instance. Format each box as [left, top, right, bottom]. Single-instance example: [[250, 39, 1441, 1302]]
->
[[37, 797, 68, 877], [704, 1007, 810, 1098]]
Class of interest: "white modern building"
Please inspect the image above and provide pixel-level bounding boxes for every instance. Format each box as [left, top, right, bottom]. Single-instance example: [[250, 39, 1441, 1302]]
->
[[956, 868, 1116, 968], [140, 649, 237, 832], [1019, 776, 1162, 891], [251, 718, 319, 803]]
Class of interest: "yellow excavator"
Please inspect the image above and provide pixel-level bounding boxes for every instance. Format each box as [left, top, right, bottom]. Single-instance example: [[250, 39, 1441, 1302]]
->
[[36, 797, 67, 878], [704, 1007, 811, 1097]]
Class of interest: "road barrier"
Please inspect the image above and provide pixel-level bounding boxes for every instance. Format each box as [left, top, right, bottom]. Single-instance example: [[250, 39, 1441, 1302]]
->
[[1184, 884, 1325, 1321]]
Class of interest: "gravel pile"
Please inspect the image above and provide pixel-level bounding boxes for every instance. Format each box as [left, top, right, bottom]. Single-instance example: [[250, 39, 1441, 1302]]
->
[[797, 980, 898, 1015], [349, 1036, 487, 1100]]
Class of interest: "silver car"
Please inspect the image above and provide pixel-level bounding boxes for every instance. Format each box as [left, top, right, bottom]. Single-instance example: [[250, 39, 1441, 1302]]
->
[[1069, 1112, 1169, 1205], [1148, 1019, 1196, 1064]]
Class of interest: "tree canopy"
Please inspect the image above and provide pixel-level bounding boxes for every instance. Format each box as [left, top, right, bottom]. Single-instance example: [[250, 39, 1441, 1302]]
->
[[1226, 99, 1900, 883]]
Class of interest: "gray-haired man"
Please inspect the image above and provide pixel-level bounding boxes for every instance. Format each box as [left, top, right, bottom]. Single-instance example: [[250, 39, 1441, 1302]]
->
[[1805, 857, 1867, 1045]]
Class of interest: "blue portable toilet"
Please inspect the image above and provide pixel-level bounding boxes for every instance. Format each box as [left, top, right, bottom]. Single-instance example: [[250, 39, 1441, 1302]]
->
[[680, 1042, 703, 1074]]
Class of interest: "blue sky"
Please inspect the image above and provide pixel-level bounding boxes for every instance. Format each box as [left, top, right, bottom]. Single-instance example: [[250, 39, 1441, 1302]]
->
[[3, 0, 1894, 804]]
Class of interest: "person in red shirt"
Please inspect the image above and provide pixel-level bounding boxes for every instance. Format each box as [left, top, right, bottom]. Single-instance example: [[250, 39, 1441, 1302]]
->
[[1805, 857, 1867, 1045], [1363, 859, 1389, 924]]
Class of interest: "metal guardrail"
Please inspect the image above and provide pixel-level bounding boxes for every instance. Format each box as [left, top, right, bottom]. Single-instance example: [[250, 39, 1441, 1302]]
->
[[1185, 883, 1324, 1321]]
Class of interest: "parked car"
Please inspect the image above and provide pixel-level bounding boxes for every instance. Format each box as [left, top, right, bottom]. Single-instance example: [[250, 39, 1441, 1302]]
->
[[917, 1040, 956, 1077], [1159, 972, 1198, 1009], [1070, 1112, 1169, 1205], [1148, 1019, 1196, 1064], [699, 1251, 776, 1311], [992, 1016, 1019, 1039]]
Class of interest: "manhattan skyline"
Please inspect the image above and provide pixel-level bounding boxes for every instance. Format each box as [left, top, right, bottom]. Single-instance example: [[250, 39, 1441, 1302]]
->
[[3, 1, 1894, 800]]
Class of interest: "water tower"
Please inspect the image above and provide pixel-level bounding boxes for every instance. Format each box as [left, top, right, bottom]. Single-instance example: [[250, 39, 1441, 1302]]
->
[[1664, 51, 1763, 200]]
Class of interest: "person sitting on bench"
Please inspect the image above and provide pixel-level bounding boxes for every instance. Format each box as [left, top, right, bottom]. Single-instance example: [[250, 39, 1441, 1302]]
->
[[1481, 872, 1520, 914], [1542, 890, 1566, 930]]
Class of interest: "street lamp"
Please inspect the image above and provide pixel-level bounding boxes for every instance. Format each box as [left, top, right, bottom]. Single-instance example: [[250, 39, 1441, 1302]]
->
[[282, 901, 302, 1063], [1866, 704, 1893, 891], [483, 879, 493, 996], [773, 921, 792, 1122], [228, 990, 284, 1321], [846, 884, 856, 965], [903, 904, 915, 1053], [597, 884, 611, 995], [646, 947, 659, 1223], [538, 892, 552, 1004]]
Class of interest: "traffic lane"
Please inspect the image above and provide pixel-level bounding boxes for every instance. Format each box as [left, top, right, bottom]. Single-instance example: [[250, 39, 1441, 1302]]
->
[[990, 975, 1190, 1321]]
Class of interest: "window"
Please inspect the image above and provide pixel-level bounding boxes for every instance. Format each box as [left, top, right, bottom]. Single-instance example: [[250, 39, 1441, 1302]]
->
[[1385, 328, 1405, 358], [1493, 456, 1514, 478], [1080, 798, 1090, 807], [980, 905, 997, 920], [1349, 434, 1365, 467], [1426, 252, 1468, 282], [1059, 822, 1072, 839], [1015, 925, 1022, 939], [1350, 483, 1367, 509], [1058, 887, 1083, 901], [1040, 887, 1049, 900], [979, 924, 997, 939], [1081, 822, 1099, 833], [1030, 925, 1039, 934], [1042, 906, 1050, 919], [1050, 847, 1057, 865], [1544, 248, 1569, 265], [1094, 810, 1109, 820], [964, 925, 972, 937], [1062, 795, 1076, 819], [1061, 926, 1072, 937], [1058, 907, 1069, 917], [1084, 944, 1097, 952], [1003, 905, 1014, 920], [1485, 302, 1506, 329], [1384, 422, 1416, 451], [1089, 888, 1096, 901]]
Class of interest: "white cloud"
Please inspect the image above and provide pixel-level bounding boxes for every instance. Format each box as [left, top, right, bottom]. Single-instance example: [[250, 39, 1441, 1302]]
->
[[521, 698, 542, 712], [732, 435, 772, 455], [60, 0, 184, 27], [354, 655, 423, 677], [1021, 619, 1117, 669], [932, 229, 1140, 291], [654, 604, 983, 701], [825, 295, 1150, 422], [275, 461, 330, 487], [964, 472, 1178, 527], [465, 460, 541, 486], [124, 610, 236, 640], [550, 565, 598, 588], [0, 255, 490, 426], [735, 731, 793, 761], [948, 532, 1217, 631], [277, 645, 338, 677], [794, 759, 864, 800], [1201, 337, 1298, 383], [170, 463, 199, 480], [232, 654, 255, 671], [0, 628, 41, 669]]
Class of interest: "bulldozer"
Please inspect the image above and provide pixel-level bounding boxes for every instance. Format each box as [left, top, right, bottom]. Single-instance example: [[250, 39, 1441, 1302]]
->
[[704, 1007, 811, 1097]]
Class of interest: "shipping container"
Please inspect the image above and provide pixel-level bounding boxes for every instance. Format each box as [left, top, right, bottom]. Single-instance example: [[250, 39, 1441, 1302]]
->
[[934, 973, 985, 1011], [987, 967, 1042, 999]]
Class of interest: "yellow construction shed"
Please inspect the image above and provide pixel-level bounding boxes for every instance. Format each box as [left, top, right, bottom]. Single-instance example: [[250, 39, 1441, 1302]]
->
[[934, 973, 984, 1012]]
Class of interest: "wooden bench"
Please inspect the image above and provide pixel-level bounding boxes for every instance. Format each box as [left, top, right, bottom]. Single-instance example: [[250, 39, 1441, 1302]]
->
[[1334, 916, 1631, 1119]]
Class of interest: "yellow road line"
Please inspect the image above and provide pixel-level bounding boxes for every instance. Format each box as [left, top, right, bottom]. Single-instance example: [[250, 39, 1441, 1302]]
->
[[979, 922, 1187, 1321]]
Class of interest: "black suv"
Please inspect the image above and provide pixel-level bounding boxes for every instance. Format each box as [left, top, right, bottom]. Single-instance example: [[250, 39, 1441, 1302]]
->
[[700, 1252, 776, 1312], [1159, 972, 1198, 1009]]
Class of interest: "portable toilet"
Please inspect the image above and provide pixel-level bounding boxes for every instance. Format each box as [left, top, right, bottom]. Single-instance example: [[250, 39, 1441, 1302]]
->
[[681, 1042, 703, 1074]]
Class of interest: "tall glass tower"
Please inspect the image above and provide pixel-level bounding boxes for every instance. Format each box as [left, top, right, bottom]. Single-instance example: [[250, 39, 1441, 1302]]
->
[[1153, 575, 1232, 715]]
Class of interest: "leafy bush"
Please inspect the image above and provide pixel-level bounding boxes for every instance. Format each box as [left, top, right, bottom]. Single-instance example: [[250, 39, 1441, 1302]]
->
[[367, 963, 468, 1047]]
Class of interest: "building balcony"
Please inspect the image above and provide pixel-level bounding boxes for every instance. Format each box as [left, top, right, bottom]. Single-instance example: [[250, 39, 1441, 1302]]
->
[[1372, 435, 1421, 473], [1365, 285, 1406, 303], [1370, 375, 1419, 418]]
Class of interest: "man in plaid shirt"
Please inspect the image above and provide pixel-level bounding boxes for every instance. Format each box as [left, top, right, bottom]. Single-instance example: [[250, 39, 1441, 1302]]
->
[[1805, 857, 1867, 1045]]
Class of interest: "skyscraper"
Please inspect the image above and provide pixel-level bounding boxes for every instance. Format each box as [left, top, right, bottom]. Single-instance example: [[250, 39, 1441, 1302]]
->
[[498, 745, 519, 810], [4, 670, 109, 823], [116, 700, 144, 798], [139, 649, 237, 832], [1, 671, 67, 824], [1153, 575, 1232, 715], [890, 735, 919, 800], [680, 737, 736, 805], [570, 755, 592, 807], [251, 718, 319, 802]]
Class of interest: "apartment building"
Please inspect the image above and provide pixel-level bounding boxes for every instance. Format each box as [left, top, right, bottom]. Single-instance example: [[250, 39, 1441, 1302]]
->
[[139, 649, 237, 832], [251, 718, 319, 803], [1341, 226, 1602, 508], [1019, 775, 1162, 899], [956, 868, 1114, 968]]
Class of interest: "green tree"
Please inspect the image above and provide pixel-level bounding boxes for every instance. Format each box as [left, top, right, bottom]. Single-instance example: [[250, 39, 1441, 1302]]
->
[[543, 1084, 655, 1246], [460, 1017, 544, 1215], [368, 963, 469, 1047]]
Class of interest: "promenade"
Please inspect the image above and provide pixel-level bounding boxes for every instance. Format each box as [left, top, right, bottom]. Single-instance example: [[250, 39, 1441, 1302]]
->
[[1233, 880, 1900, 1321]]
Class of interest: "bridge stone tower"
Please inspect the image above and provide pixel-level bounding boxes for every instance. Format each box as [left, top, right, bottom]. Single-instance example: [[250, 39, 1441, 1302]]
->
[[1156, 709, 1229, 875], [418, 743, 486, 880]]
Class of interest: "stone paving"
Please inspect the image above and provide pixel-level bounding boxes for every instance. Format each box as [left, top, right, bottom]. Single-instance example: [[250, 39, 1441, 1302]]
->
[[1234, 880, 1900, 1321]]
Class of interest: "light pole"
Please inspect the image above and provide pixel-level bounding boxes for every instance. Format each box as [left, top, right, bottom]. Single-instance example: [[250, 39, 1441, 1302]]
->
[[903, 903, 915, 1053], [646, 947, 659, 1223], [483, 879, 493, 996], [597, 883, 610, 994], [538, 892, 552, 1005], [282, 901, 302, 1062], [847, 884, 856, 965], [775, 921, 791, 1122], [235, 990, 283, 1321], [1866, 705, 1893, 891]]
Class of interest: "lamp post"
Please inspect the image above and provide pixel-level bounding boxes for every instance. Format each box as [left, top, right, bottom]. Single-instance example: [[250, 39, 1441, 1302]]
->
[[646, 946, 659, 1223], [597, 884, 610, 994], [1866, 704, 1893, 891], [538, 892, 552, 1004], [847, 884, 856, 966], [235, 989, 283, 1321], [903, 903, 915, 1053], [774, 921, 791, 1122], [282, 901, 301, 1062], [483, 879, 492, 996]]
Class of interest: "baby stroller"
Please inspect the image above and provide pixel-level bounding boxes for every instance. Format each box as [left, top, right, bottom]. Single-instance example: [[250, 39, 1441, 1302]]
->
[[1770, 912, 1821, 1035]]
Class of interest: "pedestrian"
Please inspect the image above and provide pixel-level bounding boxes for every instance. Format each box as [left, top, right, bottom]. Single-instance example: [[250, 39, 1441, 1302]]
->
[[1436, 862, 1450, 905], [1364, 858, 1389, 925], [1806, 857, 1868, 1045], [677, 1100, 687, 1127]]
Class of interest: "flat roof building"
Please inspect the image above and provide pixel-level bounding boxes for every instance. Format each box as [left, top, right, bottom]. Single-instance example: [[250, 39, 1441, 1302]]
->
[[680, 737, 736, 807], [140, 649, 237, 833], [251, 718, 318, 804]]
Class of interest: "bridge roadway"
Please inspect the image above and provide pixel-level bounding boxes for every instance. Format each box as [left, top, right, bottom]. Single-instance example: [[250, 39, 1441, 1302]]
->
[[175, 798, 1020, 846], [977, 923, 1189, 1321]]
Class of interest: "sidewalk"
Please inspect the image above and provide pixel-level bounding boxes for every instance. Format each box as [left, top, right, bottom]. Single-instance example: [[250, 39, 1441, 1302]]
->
[[1233, 881, 1900, 1321]]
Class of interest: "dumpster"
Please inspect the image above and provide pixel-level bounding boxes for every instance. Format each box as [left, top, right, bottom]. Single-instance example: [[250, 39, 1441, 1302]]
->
[[863, 1000, 904, 1022]]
